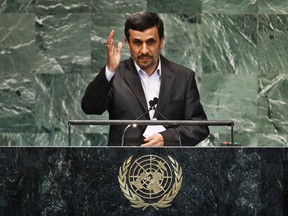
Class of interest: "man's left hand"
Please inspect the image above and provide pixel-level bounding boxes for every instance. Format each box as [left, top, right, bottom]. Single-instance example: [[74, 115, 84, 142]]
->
[[141, 133, 164, 147]]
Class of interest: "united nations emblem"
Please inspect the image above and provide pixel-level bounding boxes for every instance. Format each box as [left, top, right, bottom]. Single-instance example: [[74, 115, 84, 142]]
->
[[118, 155, 183, 210]]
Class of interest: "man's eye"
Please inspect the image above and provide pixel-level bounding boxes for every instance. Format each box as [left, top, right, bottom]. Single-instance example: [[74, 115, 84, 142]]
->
[[147, 39, 156, 45], [147, 41, 155, 45], [133, 41, 142, 46]]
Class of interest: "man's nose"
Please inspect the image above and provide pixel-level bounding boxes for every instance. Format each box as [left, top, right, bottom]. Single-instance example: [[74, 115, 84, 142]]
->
[[140, 43, 149, 54]]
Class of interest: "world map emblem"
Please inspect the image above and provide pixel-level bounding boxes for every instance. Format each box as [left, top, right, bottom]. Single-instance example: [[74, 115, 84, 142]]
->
[[118, 155, 183, 210]]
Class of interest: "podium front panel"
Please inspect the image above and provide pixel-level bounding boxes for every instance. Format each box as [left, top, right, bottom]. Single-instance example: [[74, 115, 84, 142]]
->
[[0, 147, 286, 215]]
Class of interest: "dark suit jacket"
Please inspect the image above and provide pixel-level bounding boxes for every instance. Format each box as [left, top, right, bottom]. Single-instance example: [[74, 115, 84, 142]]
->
[[81, 55, 209, 146]]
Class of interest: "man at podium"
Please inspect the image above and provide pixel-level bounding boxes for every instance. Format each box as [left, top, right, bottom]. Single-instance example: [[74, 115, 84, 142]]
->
[[81, 12, 209, 146]]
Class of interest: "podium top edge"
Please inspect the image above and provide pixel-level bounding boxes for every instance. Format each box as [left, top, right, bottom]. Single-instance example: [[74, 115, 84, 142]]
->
[[68, 119, 234, 126]]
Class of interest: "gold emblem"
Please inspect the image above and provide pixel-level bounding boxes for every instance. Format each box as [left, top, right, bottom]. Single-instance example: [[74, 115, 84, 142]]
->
[[118, 155, 183, 210]]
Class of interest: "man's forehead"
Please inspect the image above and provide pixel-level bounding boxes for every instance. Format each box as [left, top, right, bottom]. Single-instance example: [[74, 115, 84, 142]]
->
[[128, 26, 159, 39]]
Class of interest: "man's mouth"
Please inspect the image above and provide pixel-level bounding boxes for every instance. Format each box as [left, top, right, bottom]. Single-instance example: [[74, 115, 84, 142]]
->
[[138, 55, 152, 59]]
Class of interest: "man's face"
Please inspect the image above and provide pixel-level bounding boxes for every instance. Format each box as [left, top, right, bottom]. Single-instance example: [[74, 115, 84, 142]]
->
[[125, 26, 164, 75]]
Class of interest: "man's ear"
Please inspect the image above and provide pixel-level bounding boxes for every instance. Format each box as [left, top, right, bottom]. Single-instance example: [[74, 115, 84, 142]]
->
[[125, 38, 130, 51], [160, 36, 165, 49]]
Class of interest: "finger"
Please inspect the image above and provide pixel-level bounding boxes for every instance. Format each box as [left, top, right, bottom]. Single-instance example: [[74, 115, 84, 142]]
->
[[141, 142, 154, 147], [143, 136, 152, 143], [141, 142, 163, 147], [107, 38, 115, 56], [116, 41, 123, 53], [107, 30, 115, 44], [141, 139, 160, 147], [107, 38, 114, 49], [106, 31, 115, 52]]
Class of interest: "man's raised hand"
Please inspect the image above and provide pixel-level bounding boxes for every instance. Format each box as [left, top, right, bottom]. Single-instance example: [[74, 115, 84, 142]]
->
[[106, 30, 123, 72]]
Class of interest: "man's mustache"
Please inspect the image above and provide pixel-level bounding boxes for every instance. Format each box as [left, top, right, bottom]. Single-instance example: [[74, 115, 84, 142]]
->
[[138, 55, 152, 58]]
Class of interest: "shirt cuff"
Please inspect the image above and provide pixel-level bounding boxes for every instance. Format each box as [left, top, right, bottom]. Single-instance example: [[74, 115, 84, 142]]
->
[[105, 65, 115, 81]]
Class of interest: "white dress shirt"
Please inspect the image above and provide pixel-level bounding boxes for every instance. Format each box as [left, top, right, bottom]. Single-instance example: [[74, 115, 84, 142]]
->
[[105, 58, 161, 119]]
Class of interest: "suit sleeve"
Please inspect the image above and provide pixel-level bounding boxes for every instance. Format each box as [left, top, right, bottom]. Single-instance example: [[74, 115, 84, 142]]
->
[[81, 66, 113, 114], [160, 72, 210, 146]]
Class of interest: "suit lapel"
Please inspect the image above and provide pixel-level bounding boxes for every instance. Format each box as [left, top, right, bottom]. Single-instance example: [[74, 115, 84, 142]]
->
[[156, 56, 175, 116], [121, 56, 176, 115], [123, 59, 148, 112]]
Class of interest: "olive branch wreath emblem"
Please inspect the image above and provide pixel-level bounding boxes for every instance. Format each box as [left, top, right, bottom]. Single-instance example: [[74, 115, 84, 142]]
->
[[118, 155, 183, 210]]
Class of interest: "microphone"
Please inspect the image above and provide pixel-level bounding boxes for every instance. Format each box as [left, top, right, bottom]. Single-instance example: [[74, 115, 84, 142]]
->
[[153, 97, 158, 105], [121, 98, 157, 146], [151, 98, 182, 146], [150, 97, 158, 110], [121, 97, 182, 146]]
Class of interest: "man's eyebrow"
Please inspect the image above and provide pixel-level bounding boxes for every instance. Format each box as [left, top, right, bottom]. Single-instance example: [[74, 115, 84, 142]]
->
[[132, 38, 156, 42]]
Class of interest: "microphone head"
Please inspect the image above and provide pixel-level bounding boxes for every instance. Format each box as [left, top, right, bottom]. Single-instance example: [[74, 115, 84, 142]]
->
[[153, 97, 158, 105], [149, 100, 154, 108]]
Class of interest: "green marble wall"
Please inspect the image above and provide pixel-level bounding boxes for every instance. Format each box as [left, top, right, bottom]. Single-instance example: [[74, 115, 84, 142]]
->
[[0, 0, 287, 146]]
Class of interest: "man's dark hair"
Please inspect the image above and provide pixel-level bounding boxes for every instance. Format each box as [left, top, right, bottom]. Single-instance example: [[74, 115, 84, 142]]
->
[[124, 12, 164, 41]]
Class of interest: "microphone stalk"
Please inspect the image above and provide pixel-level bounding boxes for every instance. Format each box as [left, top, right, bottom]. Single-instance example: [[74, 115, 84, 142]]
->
[[120, 97, 182, 146]]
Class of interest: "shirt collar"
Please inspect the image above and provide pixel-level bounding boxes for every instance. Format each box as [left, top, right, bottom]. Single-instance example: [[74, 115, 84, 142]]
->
[[134, 57, 161, 77]]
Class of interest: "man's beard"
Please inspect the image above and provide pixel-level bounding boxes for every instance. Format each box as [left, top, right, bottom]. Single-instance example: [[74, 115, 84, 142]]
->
[[136, 55, 155, 70]]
